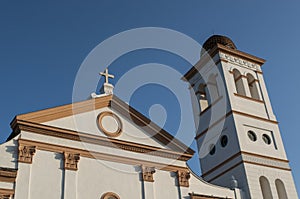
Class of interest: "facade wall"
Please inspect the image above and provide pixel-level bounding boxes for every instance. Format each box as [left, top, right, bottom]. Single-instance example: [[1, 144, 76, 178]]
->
[[29, 150, 63, 199], [45, 107, 167, 149], [77, 157, 142, 199], [1, 123, 235, 199], [11, 144, 236, 199], [154, 170, 179, 198]]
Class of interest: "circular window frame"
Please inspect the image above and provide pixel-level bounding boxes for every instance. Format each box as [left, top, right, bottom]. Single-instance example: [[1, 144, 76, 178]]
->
[[101, 192, 120, 199], [247, 130, 257, 142], [220, 135, 228, 148], [209, 144, 216, 155], [97, 112, 123, 137], [262, 134, 272, 145]]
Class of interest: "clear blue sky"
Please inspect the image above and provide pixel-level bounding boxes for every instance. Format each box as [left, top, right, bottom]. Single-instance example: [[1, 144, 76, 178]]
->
[[1, 0, 300, 194]]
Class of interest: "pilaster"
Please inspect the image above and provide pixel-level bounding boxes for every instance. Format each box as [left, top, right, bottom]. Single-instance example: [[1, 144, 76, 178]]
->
[[14, 144, 36, 199], [14, 163, 32, 199], [141, 166, 155, 199], [63, 152, 80, 199]]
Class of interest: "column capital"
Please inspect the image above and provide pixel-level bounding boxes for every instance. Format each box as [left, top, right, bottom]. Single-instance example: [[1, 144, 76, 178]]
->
[[18, 145, 36, 164], [141, 165, 156, 182], [64, 152, 80, 171], [177, 170, 190, 187]]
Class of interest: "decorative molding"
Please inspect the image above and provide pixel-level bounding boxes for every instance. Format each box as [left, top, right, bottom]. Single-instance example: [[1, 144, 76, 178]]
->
[[242, 151, 289, 163], [0, 189, 14, 199], [18, 145, 36, 164], [232, 110, 278, 124], [243, 160, 291, 171], [219, 52, 261, 71], [234, 93, 264, 103], [177, 170, 190, 187], [11, 95, 112, 124], [101, 192, 120, 199], [183, 43, 265, 81], [97, 111, 122, 137], [0, 168, 17, 183], [15, 120, 192, 161], [216, 44, 265, 64], [196, 110, 278, 140], [18, 139, 188, 173], [242, 152, 290, 170], [207, 158, 292, 183], [202, 151, 290, 181], [64, 152, 80, 171], [0, 195, 10, 199], [10, 95, 194, 156], [141, 165, 156, 182], [189, 192, 232, 199]]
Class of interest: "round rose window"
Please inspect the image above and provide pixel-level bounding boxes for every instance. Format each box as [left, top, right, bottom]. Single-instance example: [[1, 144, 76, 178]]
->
[[97, 112, 122, 137]]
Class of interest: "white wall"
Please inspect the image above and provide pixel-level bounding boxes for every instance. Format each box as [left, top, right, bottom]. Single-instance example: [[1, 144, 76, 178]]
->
[[45, 107, 168, 149]]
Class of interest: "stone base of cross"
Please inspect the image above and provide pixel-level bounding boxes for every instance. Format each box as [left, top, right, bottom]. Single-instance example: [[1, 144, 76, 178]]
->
[[103, 83, 114, 95]]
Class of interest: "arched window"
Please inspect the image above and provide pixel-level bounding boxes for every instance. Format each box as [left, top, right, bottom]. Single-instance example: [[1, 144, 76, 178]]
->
[[207, 74, 219, 102], [232, 69, 246, 96], [101, 192, 120, 199], [198, 84, 209, 111], [275, 179, 288, 199], [260, 176, 273, 199], [247, 73, 260, 100]]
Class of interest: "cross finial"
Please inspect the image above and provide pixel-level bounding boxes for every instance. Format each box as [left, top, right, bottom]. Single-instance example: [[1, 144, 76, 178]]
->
[[100, 68, 114, 84]]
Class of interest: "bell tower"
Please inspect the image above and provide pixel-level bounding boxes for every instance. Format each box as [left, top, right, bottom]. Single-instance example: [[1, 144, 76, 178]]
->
[[184, 35, 298, 199]]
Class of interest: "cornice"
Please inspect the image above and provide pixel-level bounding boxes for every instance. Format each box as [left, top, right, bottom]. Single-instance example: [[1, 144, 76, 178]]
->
[[18, 139, 189, 173], [0, 188, 14, 199], [195, 110, 278, 140], [216, 44, 265, 65], [202, 151, 290, 179], [15, 120, 193, 161], [11, 95, 112, 125], [9, 94, 194, 156], [0, 168, 17, 183], [183, 44, 265, 81], [233, 93, 264, 103]]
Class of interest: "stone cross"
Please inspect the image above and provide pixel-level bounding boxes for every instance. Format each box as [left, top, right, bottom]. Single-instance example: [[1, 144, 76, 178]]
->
[[100, 68, 114, 84]]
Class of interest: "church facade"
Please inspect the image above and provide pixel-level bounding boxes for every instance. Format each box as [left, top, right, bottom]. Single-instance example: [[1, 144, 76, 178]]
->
[[0, 35, 298, 199]]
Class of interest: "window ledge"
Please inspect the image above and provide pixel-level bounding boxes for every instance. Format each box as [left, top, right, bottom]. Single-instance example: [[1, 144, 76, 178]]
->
[[234, 93, 264, 103]]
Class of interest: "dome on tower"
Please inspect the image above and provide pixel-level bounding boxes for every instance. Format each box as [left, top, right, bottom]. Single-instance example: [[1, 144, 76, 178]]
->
[[201, 35, 236, 56]]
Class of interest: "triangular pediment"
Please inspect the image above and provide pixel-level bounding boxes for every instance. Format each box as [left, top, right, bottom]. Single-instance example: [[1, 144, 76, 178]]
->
[[10, 95, 194, 160]]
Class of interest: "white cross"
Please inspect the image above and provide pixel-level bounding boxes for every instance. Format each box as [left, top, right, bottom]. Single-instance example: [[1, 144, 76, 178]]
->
[[99, 68, 114, 84]]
